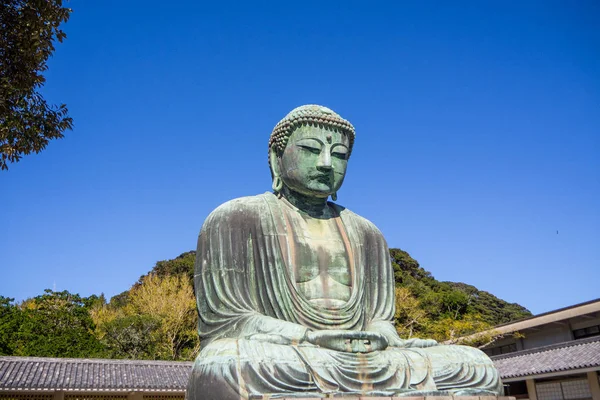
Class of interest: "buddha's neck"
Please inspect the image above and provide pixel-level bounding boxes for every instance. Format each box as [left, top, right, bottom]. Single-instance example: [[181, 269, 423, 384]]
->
[[281, 186, 329, 216]]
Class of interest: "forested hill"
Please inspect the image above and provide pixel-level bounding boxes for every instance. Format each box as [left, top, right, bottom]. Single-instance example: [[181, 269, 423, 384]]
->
[[0, 248, 531, 361], [389, 248, 531, 340]]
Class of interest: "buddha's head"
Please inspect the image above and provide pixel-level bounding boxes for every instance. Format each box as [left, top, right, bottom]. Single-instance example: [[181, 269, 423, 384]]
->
[[269, 105, 355, 201]]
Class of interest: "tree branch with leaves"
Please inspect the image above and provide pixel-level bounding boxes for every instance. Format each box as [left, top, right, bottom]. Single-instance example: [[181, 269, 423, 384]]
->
[[1, 0, 73, 170]]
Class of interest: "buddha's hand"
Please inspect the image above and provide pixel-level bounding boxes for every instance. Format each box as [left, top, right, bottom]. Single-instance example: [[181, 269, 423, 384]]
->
[[305, 330, 388, 353]]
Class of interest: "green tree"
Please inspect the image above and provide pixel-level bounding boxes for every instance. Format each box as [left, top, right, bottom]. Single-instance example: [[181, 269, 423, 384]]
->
[[394, 287, 428, 338], [93, 273, 199, 360], [0, 296, 22, 355], [141, 251, 196, 283], [390, 248, 435, 285], [93, 312, 161, 359], [16, 290, 107, 357], [438, 289, 472, 319], [110, 251, 196, 307], [446, 282, 531, 324], [0, 0, 73, 170], [427, 314, 493, 343], [128, 273, 198, 360]]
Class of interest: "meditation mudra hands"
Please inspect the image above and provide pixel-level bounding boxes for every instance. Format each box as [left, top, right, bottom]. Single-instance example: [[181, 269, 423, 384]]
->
[[306, 330, 389, 353]]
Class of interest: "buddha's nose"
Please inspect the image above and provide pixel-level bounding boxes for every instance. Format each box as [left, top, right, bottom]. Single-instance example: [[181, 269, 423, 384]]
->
[[316, 151, 332, 171]]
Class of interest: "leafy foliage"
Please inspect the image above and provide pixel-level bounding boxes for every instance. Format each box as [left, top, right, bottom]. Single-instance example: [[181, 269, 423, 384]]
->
[[394, 287, 427, 338], [0, 296, 22, 355], [15, 290, 106, 357], [109, 251, 196, 307], [0, 0, 73, 170], [390, 248, 532, 342], [92, 273, 198, 360], [445, 282, 532, 325], [91, 311, 160, 359], [142, 251, 196, 282]]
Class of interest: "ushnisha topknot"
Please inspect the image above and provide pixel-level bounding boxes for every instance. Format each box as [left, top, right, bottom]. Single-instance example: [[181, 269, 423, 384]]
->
[[268, 105, 356, 160]]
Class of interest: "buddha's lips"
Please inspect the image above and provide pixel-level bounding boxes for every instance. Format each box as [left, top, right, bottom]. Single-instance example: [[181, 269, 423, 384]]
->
[[312, 174, 332, 183]]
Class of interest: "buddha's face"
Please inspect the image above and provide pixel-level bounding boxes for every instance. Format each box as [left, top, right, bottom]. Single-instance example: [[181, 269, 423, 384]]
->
[[277, 124, 350, 198]]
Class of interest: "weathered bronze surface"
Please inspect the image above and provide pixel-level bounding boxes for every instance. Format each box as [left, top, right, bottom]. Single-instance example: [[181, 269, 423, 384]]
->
[[186, 105, 503, 399]]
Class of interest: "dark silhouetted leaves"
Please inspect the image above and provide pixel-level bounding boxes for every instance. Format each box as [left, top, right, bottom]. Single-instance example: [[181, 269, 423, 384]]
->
[[1, 0, 73, 169]]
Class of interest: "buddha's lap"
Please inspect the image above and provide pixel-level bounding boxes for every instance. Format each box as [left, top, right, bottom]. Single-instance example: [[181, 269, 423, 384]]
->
[[188, 338, 501, 400], [192, 337, 495, 380]]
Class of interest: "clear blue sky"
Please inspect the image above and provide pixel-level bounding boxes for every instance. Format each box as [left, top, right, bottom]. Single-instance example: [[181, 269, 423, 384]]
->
[[2, 1, 598, 315]]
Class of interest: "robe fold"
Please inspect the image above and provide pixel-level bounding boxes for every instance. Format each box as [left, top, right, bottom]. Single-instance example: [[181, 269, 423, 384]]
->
[[187, 193, 502, 400]]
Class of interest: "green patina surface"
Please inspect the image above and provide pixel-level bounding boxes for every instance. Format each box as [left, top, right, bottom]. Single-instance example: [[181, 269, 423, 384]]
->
[[185, 105, 503, 400]]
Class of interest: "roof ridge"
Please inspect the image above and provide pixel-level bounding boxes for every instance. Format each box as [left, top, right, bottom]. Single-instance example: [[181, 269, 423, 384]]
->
[[490, 298, 600, 330], [0, 356, 193, 367], [491, 335, 600, 360]]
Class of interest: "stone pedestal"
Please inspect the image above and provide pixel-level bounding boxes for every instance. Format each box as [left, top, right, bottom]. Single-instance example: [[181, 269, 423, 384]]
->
[[277, 397, 516, 400]]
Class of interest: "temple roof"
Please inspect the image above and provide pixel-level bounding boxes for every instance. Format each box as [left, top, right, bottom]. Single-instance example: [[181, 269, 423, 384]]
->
[[0, 356, 192, 391], [491, 336, 600, 380]]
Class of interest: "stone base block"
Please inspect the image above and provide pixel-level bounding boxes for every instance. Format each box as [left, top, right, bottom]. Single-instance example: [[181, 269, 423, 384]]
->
[[277, 397, 515, 400]]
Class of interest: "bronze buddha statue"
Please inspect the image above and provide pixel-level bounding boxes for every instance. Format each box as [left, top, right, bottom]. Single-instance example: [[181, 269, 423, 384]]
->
[[186, 105, 502, 399]]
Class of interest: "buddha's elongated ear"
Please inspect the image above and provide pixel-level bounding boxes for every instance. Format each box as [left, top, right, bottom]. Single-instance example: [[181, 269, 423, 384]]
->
[[269, 148, 283, 193]]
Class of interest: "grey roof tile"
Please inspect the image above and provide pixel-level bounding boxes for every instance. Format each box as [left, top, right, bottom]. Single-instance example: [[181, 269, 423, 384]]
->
[[0, 357, 193, 391], [492, 336, 600, 379]]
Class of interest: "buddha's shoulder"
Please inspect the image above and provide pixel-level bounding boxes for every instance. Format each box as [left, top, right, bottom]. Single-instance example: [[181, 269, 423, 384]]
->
[[203, 193, 274, 223], [332, 203, 385, 238]]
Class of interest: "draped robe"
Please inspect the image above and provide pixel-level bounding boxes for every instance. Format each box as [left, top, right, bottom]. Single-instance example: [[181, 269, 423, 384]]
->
[[186, 193, 502, 399]]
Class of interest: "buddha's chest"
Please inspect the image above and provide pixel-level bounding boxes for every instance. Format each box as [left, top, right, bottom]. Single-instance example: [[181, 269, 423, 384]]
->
[[286, 214, 352, 306]]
